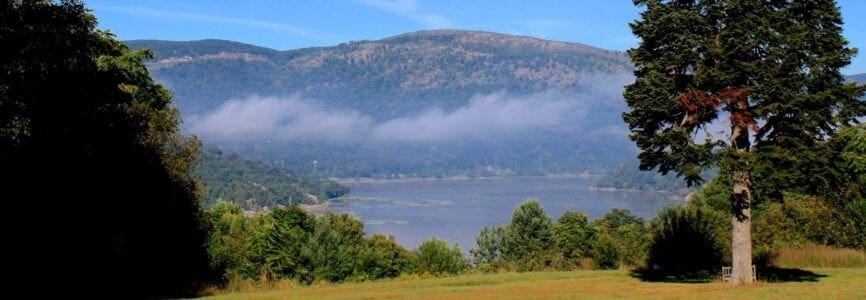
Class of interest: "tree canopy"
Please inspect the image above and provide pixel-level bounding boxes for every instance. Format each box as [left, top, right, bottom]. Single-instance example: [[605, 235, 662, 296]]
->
[[2, 1, 212, 296], [624, 0, 864, 285]]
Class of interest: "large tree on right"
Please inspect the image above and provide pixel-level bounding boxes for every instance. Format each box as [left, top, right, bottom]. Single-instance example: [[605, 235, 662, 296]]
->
[[624, 0, 865, 285]]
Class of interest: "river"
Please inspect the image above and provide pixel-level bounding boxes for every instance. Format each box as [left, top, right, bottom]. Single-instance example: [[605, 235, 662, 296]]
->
[[330, 176, 683, 251]]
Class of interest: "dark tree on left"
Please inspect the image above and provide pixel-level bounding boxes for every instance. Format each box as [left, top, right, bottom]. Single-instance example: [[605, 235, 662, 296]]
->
[[1, 1, 214, 297]]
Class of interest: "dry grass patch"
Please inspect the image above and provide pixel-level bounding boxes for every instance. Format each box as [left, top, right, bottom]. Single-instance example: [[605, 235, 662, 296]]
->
[[772, 245, 866, 268], [203, 268, 866, 299]]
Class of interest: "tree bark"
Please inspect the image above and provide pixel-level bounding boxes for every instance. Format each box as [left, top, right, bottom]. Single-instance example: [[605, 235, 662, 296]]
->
[[729, 111, 753, 285]]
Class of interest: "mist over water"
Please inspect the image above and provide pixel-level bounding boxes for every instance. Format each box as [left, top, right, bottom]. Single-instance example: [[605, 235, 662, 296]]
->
[[185, 73, 634, 145]]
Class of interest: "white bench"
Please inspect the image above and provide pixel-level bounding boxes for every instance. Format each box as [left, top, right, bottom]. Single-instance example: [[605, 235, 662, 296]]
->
[[721, 265, 756, 282]]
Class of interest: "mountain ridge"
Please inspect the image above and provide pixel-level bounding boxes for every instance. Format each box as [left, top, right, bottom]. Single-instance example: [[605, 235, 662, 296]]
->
[[126, 29, 633, 118], [124, 30, 636, 178]]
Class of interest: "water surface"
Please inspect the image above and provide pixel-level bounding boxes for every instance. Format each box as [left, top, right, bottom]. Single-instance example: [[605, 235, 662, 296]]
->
[[330, 176, 683, 251]]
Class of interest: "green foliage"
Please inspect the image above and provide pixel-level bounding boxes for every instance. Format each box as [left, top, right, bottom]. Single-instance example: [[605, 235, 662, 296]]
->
[[593, 209, 651, 268], [754, 196, 865, 256], [502, 199, 556, 264], [554, 211, 597, 265], [255, 206, 316, 282], [208, 201, 257, 280], [624, 0, 866, 184], [591, 235, 621, 270], [207, 205, 416, 285], [1, 1, 213, 296], [357, 234, 414, 280], [308, 213, 366, 282], [196, 148, 348, 209], [470, 226, 506, 265], [414, 238, 468, 275], [646, 204, 728, 278]]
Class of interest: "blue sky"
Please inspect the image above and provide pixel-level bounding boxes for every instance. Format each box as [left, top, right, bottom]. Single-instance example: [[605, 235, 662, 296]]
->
[[87, 0, 866, 74]]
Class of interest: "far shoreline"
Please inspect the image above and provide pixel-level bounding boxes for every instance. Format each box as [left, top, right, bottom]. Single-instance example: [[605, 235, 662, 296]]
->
[[333, 172, 602, 185]]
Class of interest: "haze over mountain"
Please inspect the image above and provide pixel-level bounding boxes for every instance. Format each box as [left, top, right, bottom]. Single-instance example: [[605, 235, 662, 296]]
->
[[127, 30, 641, 178], [849, 73, 866, 84]]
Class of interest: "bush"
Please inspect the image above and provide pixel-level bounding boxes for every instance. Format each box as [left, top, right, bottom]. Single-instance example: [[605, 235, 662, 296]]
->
[[356, 234, 414, 280], [414, 238, 468, 275], [754, 195, 864, 261], [645, 205, 727, 278], [592, 234, 621, 270], [592, 209, 650, 268]]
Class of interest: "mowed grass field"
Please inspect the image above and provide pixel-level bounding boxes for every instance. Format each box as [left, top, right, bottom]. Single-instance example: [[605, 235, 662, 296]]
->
[[205, 268, 866, 299]]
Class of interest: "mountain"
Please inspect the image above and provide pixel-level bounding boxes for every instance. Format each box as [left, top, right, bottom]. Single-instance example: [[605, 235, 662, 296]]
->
[[196, 148, 348, 209], [127, 30, 638, 178], [848, 73, 866, 84], [127, 30, 632, 117]]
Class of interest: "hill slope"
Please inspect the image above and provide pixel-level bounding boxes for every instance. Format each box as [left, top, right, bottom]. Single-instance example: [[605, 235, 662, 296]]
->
[[196, 149, 348, 209], [128, 30, 638, 178], [848, 73, 866, 84], [127, 30, 631, 117]]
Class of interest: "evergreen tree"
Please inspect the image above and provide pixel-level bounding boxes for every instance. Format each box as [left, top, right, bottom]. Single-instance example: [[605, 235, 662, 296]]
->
[[624, 0, 864, 285], [502, 199, 555, 262], [1, 1, 214, 296]]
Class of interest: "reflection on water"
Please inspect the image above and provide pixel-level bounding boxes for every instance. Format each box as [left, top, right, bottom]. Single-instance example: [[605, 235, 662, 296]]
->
[[330, 176, 683, 251]]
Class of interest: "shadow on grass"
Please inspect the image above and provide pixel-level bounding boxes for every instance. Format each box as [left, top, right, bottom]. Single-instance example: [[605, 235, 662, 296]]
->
[[760, 267, 827, 282], [629, 268, 717, 283], [629, 267, 828, 283]]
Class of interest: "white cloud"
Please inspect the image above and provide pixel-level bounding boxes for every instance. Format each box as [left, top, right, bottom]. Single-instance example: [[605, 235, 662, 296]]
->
[[189, 92, 583, 143]]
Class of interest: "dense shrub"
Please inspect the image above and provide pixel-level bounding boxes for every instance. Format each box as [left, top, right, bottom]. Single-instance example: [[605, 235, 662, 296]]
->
[[357, 234, 414, 280], [754, 196, 864, 258], [593, 209, 650, 267], [591, 234, 621, 270], [646, 205, 727, 278], [414, 238, 468, 275]]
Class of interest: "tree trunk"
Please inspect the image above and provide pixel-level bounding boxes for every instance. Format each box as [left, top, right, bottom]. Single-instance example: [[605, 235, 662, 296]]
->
[[729, 113, 753, 285]]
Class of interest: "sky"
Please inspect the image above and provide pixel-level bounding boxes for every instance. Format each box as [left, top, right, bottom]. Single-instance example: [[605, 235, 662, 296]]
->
[[87, 0, 866, 74]]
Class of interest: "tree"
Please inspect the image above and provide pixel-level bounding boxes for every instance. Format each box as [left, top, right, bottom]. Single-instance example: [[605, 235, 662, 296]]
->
[[2, 1, 214, 296], [308, 213, 365, 282], [254, 206, 316, 282], [553, 211, 596, 266], [625, 0, 864, 285], [501, 198, 555, 262], [471, 226, 506, 265], [357, 234, 414, 280]]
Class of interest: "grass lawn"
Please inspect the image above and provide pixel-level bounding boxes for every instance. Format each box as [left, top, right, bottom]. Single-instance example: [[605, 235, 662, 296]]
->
[[204, 268, 866, 299]]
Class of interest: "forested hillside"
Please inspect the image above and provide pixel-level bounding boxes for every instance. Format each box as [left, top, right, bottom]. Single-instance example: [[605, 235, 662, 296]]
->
[[126, 31, 638, 178], [126, 30, 631, 117], [196, 149, 348, 209]]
